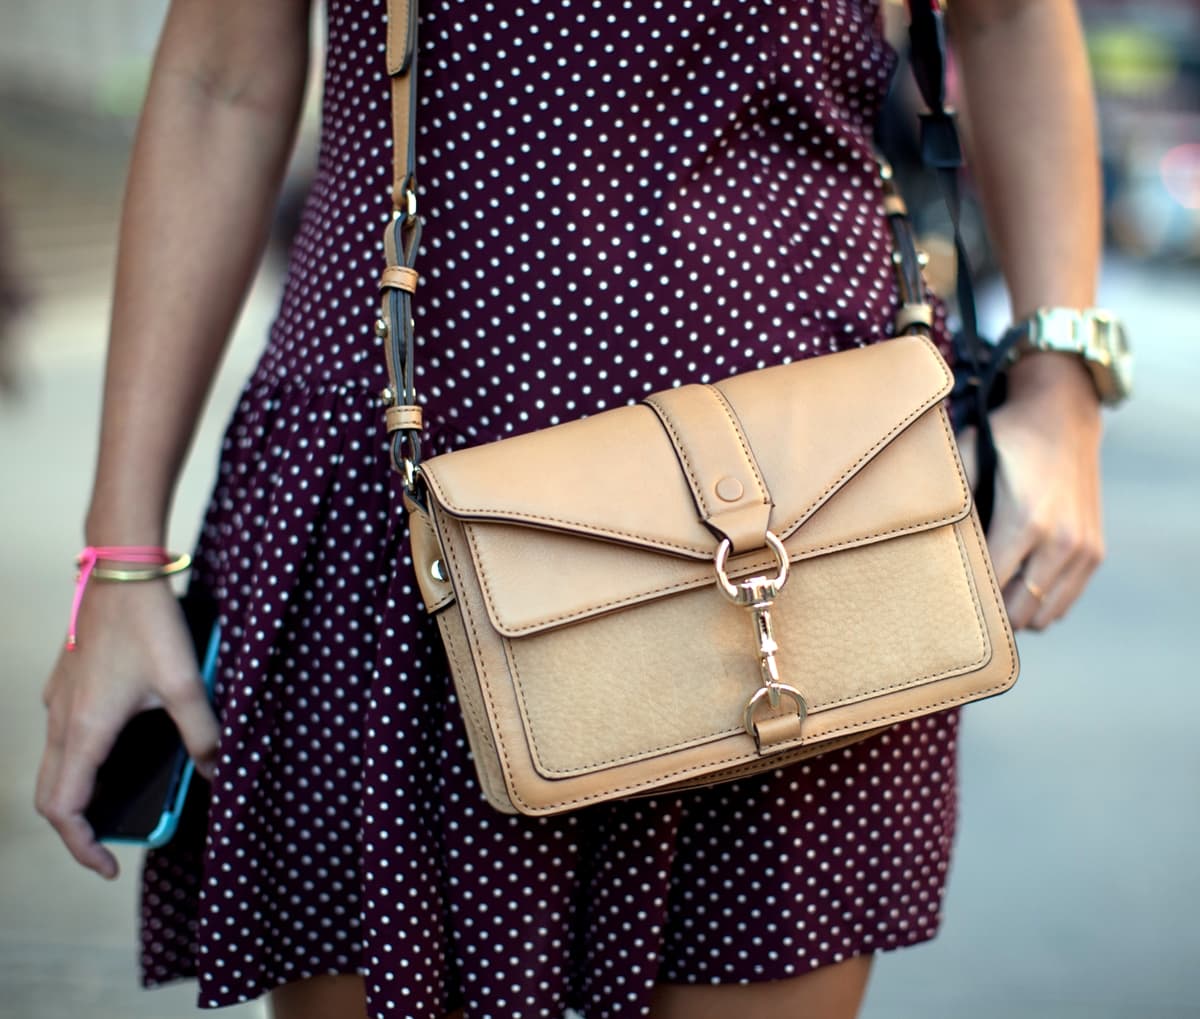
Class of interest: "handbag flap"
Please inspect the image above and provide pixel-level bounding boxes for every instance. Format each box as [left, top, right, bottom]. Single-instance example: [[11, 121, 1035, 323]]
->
[[421, 336, 970, 635]]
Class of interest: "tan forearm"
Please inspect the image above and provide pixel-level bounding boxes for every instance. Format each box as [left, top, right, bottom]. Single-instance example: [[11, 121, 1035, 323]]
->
[[950, 0, 1100, 314], [86, 0, 312, 543], [949, 0, 1102, 402]]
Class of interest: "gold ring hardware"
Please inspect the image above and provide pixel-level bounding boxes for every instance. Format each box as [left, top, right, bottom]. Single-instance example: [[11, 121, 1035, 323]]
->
[[743, 683, 808, 751], [713, 530, 789, 601], [713, 532, 807, 747]]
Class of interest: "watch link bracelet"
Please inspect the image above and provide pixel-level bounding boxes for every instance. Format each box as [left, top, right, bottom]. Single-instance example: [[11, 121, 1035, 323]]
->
[[1007, 307, 1133, 407]]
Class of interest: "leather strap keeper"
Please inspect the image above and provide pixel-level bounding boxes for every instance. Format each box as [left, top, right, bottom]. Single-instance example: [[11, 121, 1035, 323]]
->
[[380, 266, 419, 293], [386, 404, 423, 434], [895, 302, 934, 333]]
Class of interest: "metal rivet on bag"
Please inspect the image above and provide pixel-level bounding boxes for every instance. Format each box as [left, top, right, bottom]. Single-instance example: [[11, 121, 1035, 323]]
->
[[431, 559, 447, 582], [379, 386, 394, 406], [373, 318, 389, 338], [715, 477, 744, 502]]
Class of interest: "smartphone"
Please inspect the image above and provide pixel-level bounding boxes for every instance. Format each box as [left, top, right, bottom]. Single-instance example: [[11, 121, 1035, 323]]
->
[[83, 591, 220, 849]]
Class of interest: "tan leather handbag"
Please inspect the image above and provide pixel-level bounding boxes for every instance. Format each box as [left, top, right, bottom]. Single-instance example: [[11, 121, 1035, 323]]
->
[[376, 1, 1018, 816]]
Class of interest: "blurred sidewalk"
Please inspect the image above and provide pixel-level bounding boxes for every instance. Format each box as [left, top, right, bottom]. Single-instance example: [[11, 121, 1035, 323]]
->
[[2, 103, 1199, 1019]]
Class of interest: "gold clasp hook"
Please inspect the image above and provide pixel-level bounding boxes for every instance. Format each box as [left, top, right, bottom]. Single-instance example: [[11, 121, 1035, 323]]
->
[[714, 531, 808, 750]]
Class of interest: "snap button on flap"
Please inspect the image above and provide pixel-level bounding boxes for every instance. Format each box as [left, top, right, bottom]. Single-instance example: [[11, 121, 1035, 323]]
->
[[715, 477, 744, 502]]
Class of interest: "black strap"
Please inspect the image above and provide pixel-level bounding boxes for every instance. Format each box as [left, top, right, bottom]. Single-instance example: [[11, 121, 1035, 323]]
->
[[907, 0, 1007, 530]]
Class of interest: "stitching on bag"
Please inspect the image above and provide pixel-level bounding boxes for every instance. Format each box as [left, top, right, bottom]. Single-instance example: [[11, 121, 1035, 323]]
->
[[426, 337, 954, 554], [507, 477, 1019, 813], [936, 392, 971, 506], [506, 658, 1004, 811], [410, 510, 457, 613], [705, 383, 770, 500], [644, 731, 881, 792], [805, 522, 989, 710], [644, 392, 713, 519], [506, 522, 994, 776], [508, 637, 743, 767], [465, 451, 971, 638], [427, 588, 455, 613], [439, 517, 530, 810], [775, 336, 954, 538], [476, 509, 962, 633], [515, 662, 1015, 813], [422, 490, 712, 555], [438, 613, 491, 744], [472, 525, 1017, 820]]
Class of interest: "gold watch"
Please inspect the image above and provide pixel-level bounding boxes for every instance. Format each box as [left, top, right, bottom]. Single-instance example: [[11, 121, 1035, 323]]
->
[[1008, 307, 1133, 407]]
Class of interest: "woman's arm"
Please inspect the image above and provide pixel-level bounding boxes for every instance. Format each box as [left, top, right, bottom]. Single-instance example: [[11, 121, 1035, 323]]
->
[[948, 0, 1107, 631], [90, 0, 313, 542], [36, 0, 312, 878]]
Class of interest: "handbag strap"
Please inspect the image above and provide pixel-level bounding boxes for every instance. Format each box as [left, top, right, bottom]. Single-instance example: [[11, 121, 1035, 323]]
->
[[379, 0, 425, 485], [907, 0, 1020, 528], [377, 1, 961, 491]]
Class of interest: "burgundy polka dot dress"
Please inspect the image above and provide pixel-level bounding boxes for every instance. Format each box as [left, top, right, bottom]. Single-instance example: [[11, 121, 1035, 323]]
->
[[139, 1, 960, 1016]]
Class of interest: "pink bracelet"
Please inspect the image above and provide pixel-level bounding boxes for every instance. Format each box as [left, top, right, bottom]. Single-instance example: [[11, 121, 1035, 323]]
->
[[65, 545, 191, 650]]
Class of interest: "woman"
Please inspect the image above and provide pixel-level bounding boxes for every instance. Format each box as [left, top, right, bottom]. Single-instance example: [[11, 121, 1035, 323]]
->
[[36, 0, 1110, 1016]]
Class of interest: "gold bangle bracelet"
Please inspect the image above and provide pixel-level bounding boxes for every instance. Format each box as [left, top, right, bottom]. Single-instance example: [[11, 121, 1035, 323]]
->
[[91, 552, 193, 582]]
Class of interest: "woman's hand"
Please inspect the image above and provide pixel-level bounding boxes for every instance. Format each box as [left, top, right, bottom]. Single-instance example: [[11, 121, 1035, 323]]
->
[[35, 582, 219, 879], [959, 352, 1105, 631]]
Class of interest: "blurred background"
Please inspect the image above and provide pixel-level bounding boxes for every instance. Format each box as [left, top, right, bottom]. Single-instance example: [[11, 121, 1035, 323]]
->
[[0, 1, 1197, 1017]]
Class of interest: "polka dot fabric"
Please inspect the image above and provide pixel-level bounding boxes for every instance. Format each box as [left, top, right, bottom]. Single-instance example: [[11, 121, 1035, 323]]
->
[[140, 1, 961, 1016]]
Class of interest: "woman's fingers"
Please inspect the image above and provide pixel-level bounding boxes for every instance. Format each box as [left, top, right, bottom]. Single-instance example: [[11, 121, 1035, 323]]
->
[[1004, 544, 1068, 631], [1029, 525, 1104, 630], [993, 492, 1100, 630], [982, 472, 1039, 592], [158, 669, 220, 782], [35, 686, 121, 879], [1028, 557, 1092, 631], [1029, 438, 1106, 629]]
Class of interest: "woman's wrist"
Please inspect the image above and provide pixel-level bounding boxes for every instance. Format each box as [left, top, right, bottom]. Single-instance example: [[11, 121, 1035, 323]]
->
[[1005, 351, 1103, 426], [83, 505, 169, 548]]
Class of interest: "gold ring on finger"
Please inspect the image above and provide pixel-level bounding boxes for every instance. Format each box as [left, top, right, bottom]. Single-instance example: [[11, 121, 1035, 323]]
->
[[1021, 576, 1046, 603]]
